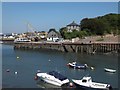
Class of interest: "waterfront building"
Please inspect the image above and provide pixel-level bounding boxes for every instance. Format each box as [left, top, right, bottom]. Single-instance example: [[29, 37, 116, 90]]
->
[[66, 21, 80, 32], [2, 33, 16, 39], [37, 31, 48, 39], [47, 28, 61, 42]]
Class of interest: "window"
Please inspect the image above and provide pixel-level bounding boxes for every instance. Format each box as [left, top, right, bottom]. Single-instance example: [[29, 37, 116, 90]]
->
[[82, 79, 87, 83]]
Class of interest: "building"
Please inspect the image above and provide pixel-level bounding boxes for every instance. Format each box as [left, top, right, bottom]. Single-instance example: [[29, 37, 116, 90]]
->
[[47, 29, 61, 42], [37, 31, 48, 39], [66, 21, 80, 32]]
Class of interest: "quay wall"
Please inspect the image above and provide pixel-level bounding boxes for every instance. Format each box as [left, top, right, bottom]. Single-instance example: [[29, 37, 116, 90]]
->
[[14, 42, 120, 54]]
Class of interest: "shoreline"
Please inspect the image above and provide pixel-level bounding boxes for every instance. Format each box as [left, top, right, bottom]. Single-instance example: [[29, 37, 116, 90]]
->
[[12, 41, 120, 54]]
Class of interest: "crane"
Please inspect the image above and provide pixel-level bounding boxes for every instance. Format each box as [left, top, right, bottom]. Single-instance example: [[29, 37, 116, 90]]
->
[[25, 21, 39, 41]]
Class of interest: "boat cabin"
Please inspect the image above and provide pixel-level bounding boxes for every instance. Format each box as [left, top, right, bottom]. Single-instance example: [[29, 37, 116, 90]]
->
[[48, 71, 67, 81], [82, 77, 92, 83]]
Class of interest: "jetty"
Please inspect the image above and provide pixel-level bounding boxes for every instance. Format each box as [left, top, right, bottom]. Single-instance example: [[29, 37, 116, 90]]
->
[[14, 42, 120, 54]]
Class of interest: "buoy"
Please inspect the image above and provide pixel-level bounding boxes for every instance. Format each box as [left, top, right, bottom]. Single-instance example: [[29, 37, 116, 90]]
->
[[48, 59, 51, 61], [69, 82, 74, 87], [17, 56, 19, 59], [34, 75, 38, 80], [37, 70, 41, 73], [6, 69, 10, 72], [90, 67, 95, 70], [15, 72, 18, 75]]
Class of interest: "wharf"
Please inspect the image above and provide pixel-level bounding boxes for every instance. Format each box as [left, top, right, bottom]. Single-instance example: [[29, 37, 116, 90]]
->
[[14, 42, 120, 54]]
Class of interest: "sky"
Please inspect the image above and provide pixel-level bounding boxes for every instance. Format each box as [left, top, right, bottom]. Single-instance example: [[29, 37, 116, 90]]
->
[[2, 2, 118, 33]]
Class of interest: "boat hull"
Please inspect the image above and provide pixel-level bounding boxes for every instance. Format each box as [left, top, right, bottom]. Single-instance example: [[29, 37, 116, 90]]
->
[[104, 68, 116, 73], [37, 72, 69, 87], [39, 77, 62, 86], [67, 63, 86, 69], [73, 82, 111, 90]]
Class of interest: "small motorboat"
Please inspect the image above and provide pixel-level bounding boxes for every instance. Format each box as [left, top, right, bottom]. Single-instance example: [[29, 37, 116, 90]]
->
[[14, 38, 31, 43], [72, 76, 112, 90], [0, 41, 3, 44], [36, 71, 69, 87], [67, 62, 88, 69], [104, 68, 116, 73]]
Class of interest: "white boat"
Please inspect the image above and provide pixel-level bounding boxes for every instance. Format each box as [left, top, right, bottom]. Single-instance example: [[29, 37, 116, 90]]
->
[[104, 68, 116, 73], [36, 71, 69, 87], [14, 38, 31, 42], [0, 41, 3, 44], [72, 76, 112, 90], [67, 62, 88, 69]]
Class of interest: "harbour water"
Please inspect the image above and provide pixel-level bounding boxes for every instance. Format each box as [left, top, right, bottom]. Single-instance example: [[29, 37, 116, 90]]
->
[[2, 44, 118, 89]]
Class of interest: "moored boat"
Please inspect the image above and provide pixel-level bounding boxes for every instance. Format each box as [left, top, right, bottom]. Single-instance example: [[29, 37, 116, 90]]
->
[[67, 62, 88, 69], [0, 41, 3, 44], [104, 68, 116, 73], [36, 71, 69, 87], [14, 38, 31, 42], [72, 76, 112, 90]]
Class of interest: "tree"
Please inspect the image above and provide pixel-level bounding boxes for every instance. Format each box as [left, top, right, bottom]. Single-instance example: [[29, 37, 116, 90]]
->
[[80, 13, 119, 35], [59, 27, 67, 38]]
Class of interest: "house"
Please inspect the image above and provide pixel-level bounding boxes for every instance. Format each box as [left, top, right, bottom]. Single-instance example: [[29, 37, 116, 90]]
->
[[37, 31, 48, 39], [3, 33, 15, 39], [47, 28, 61, 42], [66, 21, 80, 32]]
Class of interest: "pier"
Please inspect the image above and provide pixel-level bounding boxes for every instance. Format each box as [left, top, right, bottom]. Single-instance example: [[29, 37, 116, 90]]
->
[[13, 42, 120, 54]]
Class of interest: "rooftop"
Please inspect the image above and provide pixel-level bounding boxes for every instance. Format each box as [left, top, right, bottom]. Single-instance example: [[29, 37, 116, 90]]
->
[[67, 21, 79, 26]]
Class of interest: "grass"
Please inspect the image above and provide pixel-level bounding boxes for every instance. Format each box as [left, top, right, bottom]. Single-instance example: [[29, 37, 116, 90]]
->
[[96, 38, 104, 41]]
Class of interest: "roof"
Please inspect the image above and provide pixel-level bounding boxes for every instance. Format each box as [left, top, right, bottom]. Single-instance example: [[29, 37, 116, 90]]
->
[[48, 71, 67, 81], [48, 29, 62, 38], [48, 28, 58, 34], [67, 21, 79, 26]]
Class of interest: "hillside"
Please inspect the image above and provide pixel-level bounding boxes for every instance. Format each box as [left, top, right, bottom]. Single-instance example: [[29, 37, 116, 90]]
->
[[80, 13, 120, 35]]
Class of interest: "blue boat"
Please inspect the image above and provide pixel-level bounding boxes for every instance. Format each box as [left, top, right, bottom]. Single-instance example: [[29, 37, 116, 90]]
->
[[67, 62, 88, 69]]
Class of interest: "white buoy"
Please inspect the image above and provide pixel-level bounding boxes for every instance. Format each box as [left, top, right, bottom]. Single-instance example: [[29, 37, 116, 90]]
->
[[17, 56, 19, 59], [69, 82, 74, 87], [90, 67, 95, 70], [15, 72, 18, 75], [37, 70, 41, 73], [48, 59, 51, 61]]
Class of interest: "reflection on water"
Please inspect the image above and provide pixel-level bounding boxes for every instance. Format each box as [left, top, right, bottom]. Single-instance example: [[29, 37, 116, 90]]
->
[[2, 45, 118, 89]]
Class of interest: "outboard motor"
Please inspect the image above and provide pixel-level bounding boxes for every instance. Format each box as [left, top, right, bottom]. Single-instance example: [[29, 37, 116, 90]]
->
[[84, 64, 88, 68], [107, 84, 112, 90], [37, 70, 41, 73]]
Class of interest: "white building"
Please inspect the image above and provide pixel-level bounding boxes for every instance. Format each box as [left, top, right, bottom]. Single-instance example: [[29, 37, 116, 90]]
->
[[66, 21, 80, 32], [47, 29, 61, 42]]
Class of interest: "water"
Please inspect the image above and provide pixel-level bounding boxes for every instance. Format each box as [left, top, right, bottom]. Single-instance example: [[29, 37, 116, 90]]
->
[[2, 44, 118, 89]]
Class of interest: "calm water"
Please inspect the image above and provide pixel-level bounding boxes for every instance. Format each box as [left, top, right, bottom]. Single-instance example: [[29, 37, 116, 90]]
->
[[2, 44, 118, 89]]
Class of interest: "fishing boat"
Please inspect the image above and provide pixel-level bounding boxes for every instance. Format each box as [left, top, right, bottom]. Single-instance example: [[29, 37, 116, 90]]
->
[[67, 62, 88, 69], [104, 68, 116, 73], [72, 76, 112, 90], [14, 38, 31, 42], [36, 71, 69, 87]]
